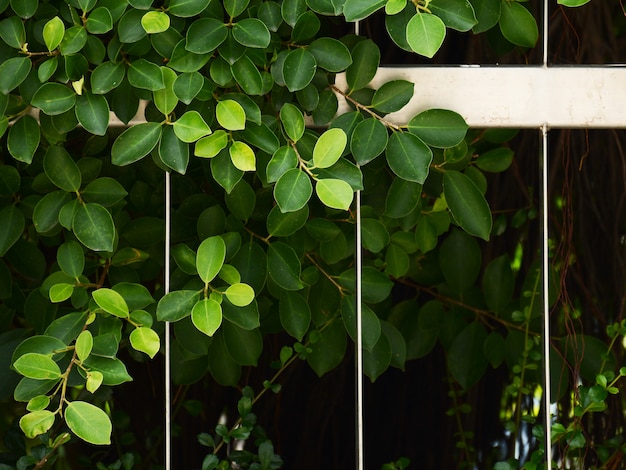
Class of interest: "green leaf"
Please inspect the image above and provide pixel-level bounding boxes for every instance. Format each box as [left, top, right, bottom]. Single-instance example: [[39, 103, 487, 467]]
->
[[173, 72, 204, 104], [345, 39, 380, 91], [75, 330, 93, 362], [0, 16, 25, 48], [57, 241, 84, 278], [128, 59, 164, 91], [439, 229, 481, 293], [408, 109, 468, 148], [274, 168, 312, 213], [154, 67, 179, 116], [191, 298, 223, 336], [111, 122, 162, 165], [267, 146, 298, 183], [307, 37, 352, 72], [75, 92, 110, 136], [238, 121, 280, 154], [343, 0, 386, 21], [72, 203, 116, 252], [93, 288, 129, 318], [280, 103, 305, 142], [156, 290, 200, 322], [0, 57, 31, 94], [316, 179, 353, 210], [168, 0, 209, 17], [499, 1, 538, 48], [267, 242, 303, 291], [307, 320, 347, 377], [283, 48, 317, 92], [351, 118, 388, 165], [279, 291, 311, 341], [312, 128, 347, 169], [197, 236, 226, 284], [341, 296, 381, 352], [43, 146, 82, 192], [113, 283, 155, 311], [141, 10, 170, 34], [222, 299, 260, 330], [86, 7, 114, 34], [8, 115, 40, 164], [43, 16, 65, 51], [482, 254, 514, 313], [361, 218, 390, 253], [225, 283, 255, 307], [386, 131, 432, 184], [211, 150, 243, 193], [222, 322, 263, 366], [86, 371, 104, 393], [557, 0, 591, 5], [225, 179, 256, 220], [59, 26, 88, 55], [364, 333, 392, 381], [232, 18, 270, 48], [13, 353, 61, 380], [443, 171, 492, 241], [33, 191, 71, 233], [231, 55, 264, 95], [82, 177, 128, 206], [173, 111, 211, 143], [185, 18, 228, 54], [11, 0, 37, 18], [429, 0, 478, 32], [159, 125, 189, 174], [65, 401, 111, 445], [0, 205, 24, 256], [195, 130, 229, 158], [448, 322, 488, 389], [475, 147, 514, 173], [371, 80, 414, 114], [32, 83, 76, 116], [267, 205, 308, 237], [129, 327, 160, 358], [91, 61, 125, 94], [217, 100, 246, 131], [49, 283, 74, 303], [19, 410, 56, 439], [470, 0, 500, 33], [406, 12, 446, 58]]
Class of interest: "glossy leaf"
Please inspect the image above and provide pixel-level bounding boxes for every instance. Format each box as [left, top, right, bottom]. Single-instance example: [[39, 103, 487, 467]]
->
[[280, 103, 305, 142], [32, 83, 76, 116], [57, 241, 84, 278], [307, 37, 352, 72], [343, 0, 386, 21], [267, 242, 303, 291], [43, 146, 82, 192], [231, 55, 263, 95], [75, 92, 110, 136], [211, 150, 243, 193], [72, 203, 116, 252], [173, 71, 204, 104], [217, 100, 246, 131], [169, 0, 209, 16], [13, 353, 62, 380], [33, 191, 71, 233], [429, 0, 478, 32], [186, 18, 228, 54], [128, 59, 164, 91], [279, 291, 311, 341], [141, 11, 170, 34], [0, 16, 25, 48], [307, 320, 347, 377], [0, 57, 31, 94], [93, 288, 129, 318], [174, 111, 211, 143], [470, 0, 500, 33], [232, 18, 270, 48], [195, 130, 229, 158], [0, 205, 24, 256], [312, 128, 347, 169], [406, 12, 446, 58], [342, 296, 381, 351], [267, 146, 298, 183], [129, 327, 160, 358], [345, 39, 379, 91], [86, 7, 113, 34], [111, 123, 162, 166], [316, 179, 353, 210], [65, 401, 111, 445], [229, 141, 255, 171], [222, 322, 262, 366], [267, 205, 308, 237], [499, 1, 538, 48], [156, 290, 200, 322], [154, 67, 179, 116], [192, 298, 222, 336], [274, 168, 312, 213], [224, 283, 255, 307], [386, 131, 432, 184], [19, 410, 56, 439], [82, 177, 128, 206], [371, 80, 414, 114], [75, 330, 93, 362], [283, 48, 317, 92], [408, 109, 468, 148], [351, 118, 388, 165], [8, 115, 40, 164], [443, 171, 492, 241], [197, 236, 226, 284]]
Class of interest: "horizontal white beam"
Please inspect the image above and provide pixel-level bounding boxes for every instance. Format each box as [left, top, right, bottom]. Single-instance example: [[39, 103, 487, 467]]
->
[[337, 66, 626, 129]]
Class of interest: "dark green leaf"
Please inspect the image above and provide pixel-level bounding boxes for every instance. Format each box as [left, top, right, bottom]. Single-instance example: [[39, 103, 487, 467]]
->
[[0, 16, 25, 48], [222, 299, 260, 330], [0, 57, 31, 94], [283, 48, 316, 92], [341, 296, 381, 351], [238, 121, 280, 154], [371, 80, 414, 114], [33, 191, 71, 233], [91, 61, 125, 94], [307, 320, 347, 377], [429, 0, 478, 32], [59, 26, 88, 55], [8, 115, 40, 164], [231, 54, 263, 95], [482, 254, 514, 313], [439, 229, 481, 293], [345, 39, 379, 91], [168, 0, 209, 16], [470, 0, 500, 34], [222, 322, 263, 366], [225, 180, 255, 220], [384, 178, 422, 218], [43, 146, 82, 192], [499, 2, 538, 48], [156, 290, 201, 322], [82, 177, 128, 206], [173, 72, 204, 104], [408, 109, 468, 148], [267, 146, 298, 183], [86, 7, 114, 34], [279, 291, 311, 341], [443, 171, 492, 241], [159, 125, 189, 174], [185, 18, 228, 54], [111, 122, 162, 166], [32, 83, 76, 116], [267, 242, 303, 291], [448, 322, 488, 389], [307, 37, 352, 72], [267, 205, 308, 237], [274, 168, 312, 213], [351, 118, 388, 165], [72, 203, 116, 252], [385, 131, 432, 183], [128, 59, 164, 91], [232, 18, 270, 48], [343, 0, 386, 21], [475, 147, 514, 173], [0, 205, 24, 257]]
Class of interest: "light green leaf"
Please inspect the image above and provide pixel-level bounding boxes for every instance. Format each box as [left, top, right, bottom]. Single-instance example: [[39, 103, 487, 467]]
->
[[86, 370, 104, 393], [65, 401, 111, 445], [197, 236, 226, 284], [20, 410, 56, 439], [141, 10, 170, 34], [385, 131, 433, 183], [229, 141, 256, 171], [154, 67, 179, 116], [92, 288, 129, 318], [129, 327, 160, 358], [173, 111, 211, 143], [408, 108, 468, 148], [316, 179, 353, 210], [217, 100, 246, 131], [43, 16, 65, 51], [443, 171, 492, 241], [75, 330, 93, 362], [224, 283, 254, 307], [406, 12, 446, 58], [195, 130, 229, 158], [192, 298, 223, 336], [43, 146, 82, 192], [312, 128, 346, 169], [49, 283, 74, 303], [72, 203, 116, 252], [13, 353, 62, 380], [111, 122, 162, 165], [274, 168, 312, 213], [557, 0, 591, 5], [32, 83, 76, 116]]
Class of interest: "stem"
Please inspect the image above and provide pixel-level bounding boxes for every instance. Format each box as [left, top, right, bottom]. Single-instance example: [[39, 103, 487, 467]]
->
[[329, 84, 402, 132]]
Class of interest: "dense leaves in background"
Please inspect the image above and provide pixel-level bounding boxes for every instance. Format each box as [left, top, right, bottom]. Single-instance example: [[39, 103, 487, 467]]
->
[[0, 0, 618, 469]]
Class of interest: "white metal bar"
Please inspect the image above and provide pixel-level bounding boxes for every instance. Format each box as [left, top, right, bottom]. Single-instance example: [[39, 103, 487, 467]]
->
[[164, 172, 172, 470], [541, 125, 553, 469], [335, 66, 626, 128], [355, 189, 364, 470]]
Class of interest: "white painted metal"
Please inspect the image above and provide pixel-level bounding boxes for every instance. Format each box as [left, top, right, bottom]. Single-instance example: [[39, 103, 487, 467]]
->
[[164, 172, 172, 470], [355, 190, 364, 470], [335, 66, 626, 128]]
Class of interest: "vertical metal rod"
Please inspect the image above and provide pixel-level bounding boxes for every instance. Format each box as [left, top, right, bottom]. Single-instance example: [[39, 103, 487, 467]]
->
[[355, 189, 364, 470], [541, 125, 552, 469], [543, 0, 549, 67], [164, 171, 172, 470]]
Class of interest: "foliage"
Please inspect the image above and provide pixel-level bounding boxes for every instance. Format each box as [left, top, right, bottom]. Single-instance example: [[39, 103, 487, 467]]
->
[[0, 0, 617, 469]]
